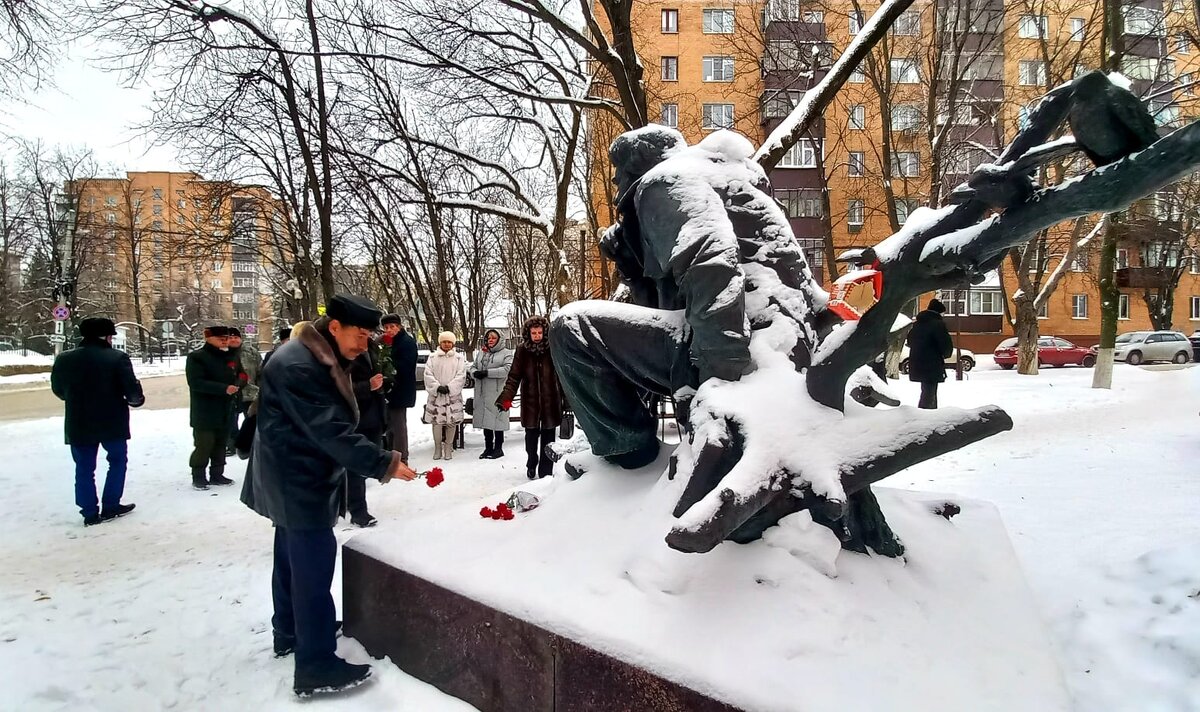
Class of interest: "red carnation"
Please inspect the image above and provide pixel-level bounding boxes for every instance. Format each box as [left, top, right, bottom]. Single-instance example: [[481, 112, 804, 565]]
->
[[227, 361, 236, 369], [490, 508, 503, 520], [425, 467, 445, 488], [238, 372, 249, 381], [480, 507, 493, 518], [501, 508, 515, 520]]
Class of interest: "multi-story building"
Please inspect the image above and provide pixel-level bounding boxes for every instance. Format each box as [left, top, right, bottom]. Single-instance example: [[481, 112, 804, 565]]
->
[[68, 172, 288, 352], [593, 0, 1200, 349]]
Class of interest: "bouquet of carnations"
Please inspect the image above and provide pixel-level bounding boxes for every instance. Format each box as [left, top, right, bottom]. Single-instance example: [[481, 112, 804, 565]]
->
[[420, 467, 445, 488]]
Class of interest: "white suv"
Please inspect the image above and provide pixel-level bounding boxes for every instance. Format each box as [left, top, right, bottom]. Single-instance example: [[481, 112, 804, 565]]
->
[[1113, 330, 1192, 365]]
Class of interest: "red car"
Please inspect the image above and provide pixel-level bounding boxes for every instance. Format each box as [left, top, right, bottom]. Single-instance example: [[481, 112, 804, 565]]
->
[[993, 336, 1096, 369]]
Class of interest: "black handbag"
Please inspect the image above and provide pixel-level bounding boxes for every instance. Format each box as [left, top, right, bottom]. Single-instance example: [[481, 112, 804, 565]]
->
[[559, 411, 575, 439], [465, 397, 474, 416]]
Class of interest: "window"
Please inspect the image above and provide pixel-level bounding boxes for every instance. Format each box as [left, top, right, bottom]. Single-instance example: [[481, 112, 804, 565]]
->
[[106, 212, 116, 224], [763, 91, 801, 118], [1144, 240, 1181, 267], [211, 279, 223, 290], [702, 103, 735, 130], [1070, 250, 1090, 272], [1018, 14, 1048, 39], [212, 261, 223, 272], [104, 279, 118, 290], [661, 8, 678, 32], [1119, 293, 1131, 320], [660, 103, 679, 128], [890, 104, 920, 131], [1182, 73, 1195, 96], [661, 56, 678, 81], [233, 309, 255, 321], [849, 65, 866, 83], [153, 205, 163, 216], [892, 152, 920, 177], [765, 41, 801, 71], [890, 58, 920, 83], [969, 290, 1004, 315], [177, 199, 187, 209], [767, 0, 799, 22], [104, 196, 117, 207], [1038, 301, 1048, 319], [233, 292, 255, 304], [951, 104, 976, 126], [702, 9, 734, 33], [1192, 256, 1200, 274], [1114, 248, 1129, 270], [802, 11, 824, 24], [234, 277, 256, 288], [176, 214, 185, 224], [895, 198, 919, 224], [779, 139, 822, 168], [1122, 56, 1174, 80], [776, 189, 824, 218], [1124, 6, 1163, 36], [151, 220, 163, 231], [1070, 18, 1085, 41], [1019, 60, 1047, 86], [1191, 295, 1200, 320], [703, 56, 735, 82], [1150, 100, 1182, 127], [848, 151, 865, 176], [1177, 33, 1191, 54], [233, 261, 257, 272], [153, 188, 163, 200], [892, 11, 920, 36], [847, 199, 865, 227], [849, 11, 863, 35], [849, 104, 866, 129], [963, 53, 1003, 81], [1072, 294, 1088, 319]]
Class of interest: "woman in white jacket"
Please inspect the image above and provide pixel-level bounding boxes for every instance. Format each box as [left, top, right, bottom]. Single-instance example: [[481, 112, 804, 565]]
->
[[422, 331, 466, 460]]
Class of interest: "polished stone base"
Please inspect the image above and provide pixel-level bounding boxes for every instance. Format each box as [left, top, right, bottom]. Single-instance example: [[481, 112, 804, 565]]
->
[[342, 545, 740, 712]]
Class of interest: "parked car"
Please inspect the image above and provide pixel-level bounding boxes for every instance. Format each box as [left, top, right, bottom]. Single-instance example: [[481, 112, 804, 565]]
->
[[1095, 330, 1192, 365], [898, 345, 975, 374], [414, 349, 476, 389], [1190, 331, 1200, 362], [993, 336, 1096, 369]]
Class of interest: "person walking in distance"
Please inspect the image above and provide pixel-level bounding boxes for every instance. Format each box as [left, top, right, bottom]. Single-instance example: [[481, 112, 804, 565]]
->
[[423, 331, 466, 461], [345, 326, 388, 527], [240, 294, 417, 698], [227, 328, 262, 456], [186, 325, 244, 490], [50, 317, 145, 526], [471, 328, 513, 459], [382, 315, 417, 462], [498, 316, 565, 479], [906, 298, 954, 409]]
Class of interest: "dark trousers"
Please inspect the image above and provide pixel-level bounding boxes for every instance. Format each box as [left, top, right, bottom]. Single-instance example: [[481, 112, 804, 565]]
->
[[70, 440, 128, 518], [918, 382, 939, 409], [189, 428, 229, 474], [347, 430, 381, 521], [484, 429, 505, 453], [525, 428, 556, 477], [549, 306, 686, 458], [387, 407, 409, 462], [272, 526, 338, 672], [228, 400, 251, 447]]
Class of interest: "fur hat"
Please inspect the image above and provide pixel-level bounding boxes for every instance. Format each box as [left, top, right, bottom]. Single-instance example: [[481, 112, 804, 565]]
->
[[437, 330, 457, 345], [79, 317, 117, 339], [927, 298, 947, 314]]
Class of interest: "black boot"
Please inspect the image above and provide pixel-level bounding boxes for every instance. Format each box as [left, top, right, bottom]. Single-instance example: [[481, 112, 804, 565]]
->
[[294, 658, 373, 698], [100, 503, 136, 521], [480, 430, 494, 459], [209, 469, 235, 486], [192, 468, 209, 491], [527, 466, 536, 480], [487, 432, 505, 459], [274, 621, 342, 658]]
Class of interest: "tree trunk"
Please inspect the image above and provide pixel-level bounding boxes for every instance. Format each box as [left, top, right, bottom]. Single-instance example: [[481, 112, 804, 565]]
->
[[1093, 215, 1121, 388], [1013, 296, 1040, 375]]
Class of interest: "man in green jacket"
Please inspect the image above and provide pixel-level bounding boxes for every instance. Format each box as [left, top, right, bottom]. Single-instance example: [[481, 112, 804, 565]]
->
[[226, 327, 263, 455], [186, 325, 244, 490]]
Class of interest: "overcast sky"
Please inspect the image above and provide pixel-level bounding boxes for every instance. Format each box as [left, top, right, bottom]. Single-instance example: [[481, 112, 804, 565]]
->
[[2, 46, 185, 174]]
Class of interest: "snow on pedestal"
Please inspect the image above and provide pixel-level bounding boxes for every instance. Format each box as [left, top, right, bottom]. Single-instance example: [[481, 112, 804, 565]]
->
[[345, 451, 1071, 712]]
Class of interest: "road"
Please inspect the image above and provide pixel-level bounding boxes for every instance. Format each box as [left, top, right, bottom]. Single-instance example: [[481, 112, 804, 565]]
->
[[0, 374, 190, 422]]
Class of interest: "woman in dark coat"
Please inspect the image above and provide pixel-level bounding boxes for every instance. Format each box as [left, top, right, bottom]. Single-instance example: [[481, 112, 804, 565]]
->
[[497, 315, 564, 479], [906, 298, 954, 409]]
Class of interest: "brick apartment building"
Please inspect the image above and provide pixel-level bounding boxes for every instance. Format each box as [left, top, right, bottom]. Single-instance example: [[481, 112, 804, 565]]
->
[[591, 0, 1200, 350]]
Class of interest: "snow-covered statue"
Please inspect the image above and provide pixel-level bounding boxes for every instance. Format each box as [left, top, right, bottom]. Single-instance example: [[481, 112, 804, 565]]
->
[[552, 71, 1200, 556]]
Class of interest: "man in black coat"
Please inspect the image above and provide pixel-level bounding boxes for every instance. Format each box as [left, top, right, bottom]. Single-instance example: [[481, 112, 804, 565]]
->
[[906, 298, 954, 409], [240, 294, 416, 698], [383, 315, 418, 463], [346, 335, 388, 527], [185, 325, 243, 490], [51, 317, 145, 526]]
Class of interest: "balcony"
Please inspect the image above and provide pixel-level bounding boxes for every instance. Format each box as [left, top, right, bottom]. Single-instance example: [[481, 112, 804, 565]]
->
[[1115, 266, 1171, 289]]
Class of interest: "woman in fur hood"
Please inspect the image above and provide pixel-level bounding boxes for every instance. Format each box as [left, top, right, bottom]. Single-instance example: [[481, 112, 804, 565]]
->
[[497, 315, 565, 479]]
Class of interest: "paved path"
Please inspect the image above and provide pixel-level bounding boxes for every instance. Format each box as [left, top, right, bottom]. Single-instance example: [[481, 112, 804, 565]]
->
[[0, 374, 189, 422]]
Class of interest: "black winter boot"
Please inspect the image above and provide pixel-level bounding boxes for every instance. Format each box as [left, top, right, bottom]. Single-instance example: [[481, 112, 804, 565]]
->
[[487, 432, 505, 459], [192, 468, 209, 491], [209, 469, 234, 486], [294, 658, 372, 698]]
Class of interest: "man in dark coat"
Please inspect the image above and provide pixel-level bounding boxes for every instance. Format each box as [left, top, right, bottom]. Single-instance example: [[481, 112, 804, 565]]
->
[[240, 294, 416, 698], [383, 315, 418, 463], [50, 317, 145, 526], [497, 315, 564, 479], [906, 298, 954, 409], [262, 326, 292, 369], [186, 325, 243, 490], [345, 335, 388, 527]]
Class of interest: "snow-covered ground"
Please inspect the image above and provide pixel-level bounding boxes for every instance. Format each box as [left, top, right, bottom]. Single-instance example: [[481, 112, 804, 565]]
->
[[1, 365, 1198, 710]]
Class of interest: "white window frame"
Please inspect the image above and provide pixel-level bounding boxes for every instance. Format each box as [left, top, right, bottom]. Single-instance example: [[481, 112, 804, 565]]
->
[[1177, 33, 1191, 54], [801, 11, 823, 24], [1018, 14, 1048, 39], [701, 103, 735, 130], [1072, 294, 1088, 319], [779, 139, 822, 168], [849, 65, 866, 83], [849, 104, 866, 129], [1191, 295, 1200, 320], [890, 57, 920, 84], [895, 198, 919, 225], [702, 56, 735, 82], [847, 199, 865, 227], [660, 103, 679, 128], [661, 56, 678, 81], [848, 151, 865, 177], [1119, 293, 1131, 320], [767, 0, 799, 22], [702, 8, 735, 34], [849, 11, 863, 34], [969, 290, 1004, 315], [1037, 301, 1049, 319], [1123, 6, 1163, 36], [210, 279, 223, 290], [892, 151, 920, 177], [890, 104, 921, 131], [1116, 248, 1129, 269], [232, 292, 255, 304], [1019, 60, 1048, 86], [892, 11, 920, 36], [661, 8, 679, 33], [1070, 17, 1085, 41]]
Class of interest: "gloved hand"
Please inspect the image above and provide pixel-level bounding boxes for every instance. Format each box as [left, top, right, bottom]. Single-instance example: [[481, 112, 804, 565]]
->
[[437, 385, 450, 395], [473, 369, 488, 379], [497, 399, 513, 411]]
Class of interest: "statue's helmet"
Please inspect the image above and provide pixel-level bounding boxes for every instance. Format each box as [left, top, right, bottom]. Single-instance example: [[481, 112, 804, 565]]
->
[[609, 126, 687, 190]]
